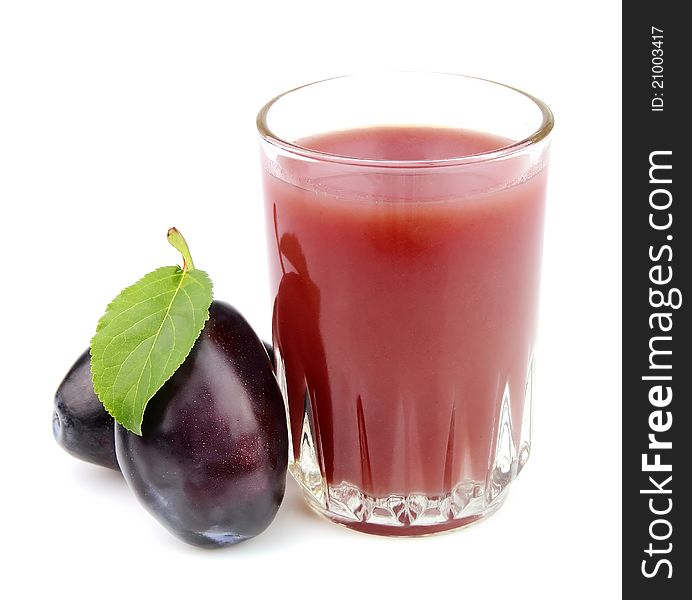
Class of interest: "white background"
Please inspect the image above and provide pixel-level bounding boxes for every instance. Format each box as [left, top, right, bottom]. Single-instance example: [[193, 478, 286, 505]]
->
[[0, 1, 621, 598]]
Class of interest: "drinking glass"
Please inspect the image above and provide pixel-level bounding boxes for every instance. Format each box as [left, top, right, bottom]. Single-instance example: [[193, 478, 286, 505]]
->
[[257, 72, 553, 535]]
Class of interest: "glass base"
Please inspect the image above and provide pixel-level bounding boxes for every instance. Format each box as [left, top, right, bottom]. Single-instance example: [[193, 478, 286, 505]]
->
[[277, 348, 533, 537], [298, 476, 510, 537]]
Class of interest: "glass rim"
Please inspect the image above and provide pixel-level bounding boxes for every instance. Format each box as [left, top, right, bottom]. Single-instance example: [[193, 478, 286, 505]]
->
[[256, 72, 554, 169]]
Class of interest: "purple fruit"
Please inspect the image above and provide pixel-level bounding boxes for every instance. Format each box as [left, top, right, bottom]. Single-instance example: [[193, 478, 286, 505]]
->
[[53, 349, 119, 471], [115, 301, 288, 548]]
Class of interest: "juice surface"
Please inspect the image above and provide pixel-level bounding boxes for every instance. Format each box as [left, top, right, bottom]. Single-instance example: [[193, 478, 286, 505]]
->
[[263, 126, 547, 498]]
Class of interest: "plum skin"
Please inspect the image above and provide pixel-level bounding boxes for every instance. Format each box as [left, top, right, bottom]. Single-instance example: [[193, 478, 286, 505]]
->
[[53, 349, 119, 471], [263, 340, 275, 368], [115, 301, 288, 548], [52, 340, 272, 472]]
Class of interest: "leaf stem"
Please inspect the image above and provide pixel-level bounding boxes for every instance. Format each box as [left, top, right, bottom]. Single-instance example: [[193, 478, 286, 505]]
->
[[167, 227, 195, 272]]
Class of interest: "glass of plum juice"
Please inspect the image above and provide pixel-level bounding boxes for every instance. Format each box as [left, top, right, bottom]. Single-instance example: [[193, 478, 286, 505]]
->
[[257, 73, 553, 535]]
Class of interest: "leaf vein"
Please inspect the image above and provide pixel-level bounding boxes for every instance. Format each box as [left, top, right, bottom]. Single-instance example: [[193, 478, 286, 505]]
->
[[103, 288, 178, 322], [126, 271, 188, 427], [109, 334, 157, 410], [96, 306, 170, 358]]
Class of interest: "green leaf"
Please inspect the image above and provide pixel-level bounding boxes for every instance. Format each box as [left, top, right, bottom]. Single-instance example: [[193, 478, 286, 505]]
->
[[90, 265, 213, 434]]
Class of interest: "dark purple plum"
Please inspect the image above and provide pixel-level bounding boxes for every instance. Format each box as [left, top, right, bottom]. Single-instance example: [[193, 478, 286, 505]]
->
[[53, 349, 119, 471], [115, 301, 288, 548]]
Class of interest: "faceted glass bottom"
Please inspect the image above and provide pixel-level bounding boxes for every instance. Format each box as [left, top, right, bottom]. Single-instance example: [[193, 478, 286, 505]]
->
[[297, 474, 510, 536], [277, 348, 534, 536]]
